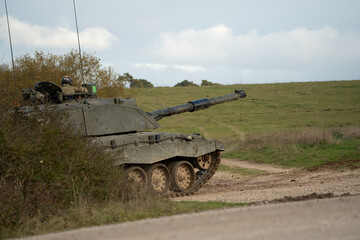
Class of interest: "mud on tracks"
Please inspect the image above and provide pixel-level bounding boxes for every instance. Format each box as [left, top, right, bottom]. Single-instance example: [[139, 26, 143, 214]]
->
[[173, 158, 360, 203]]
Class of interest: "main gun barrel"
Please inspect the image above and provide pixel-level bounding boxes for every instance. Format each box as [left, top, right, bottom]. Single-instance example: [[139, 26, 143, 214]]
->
[[147, 89, 246, 121]]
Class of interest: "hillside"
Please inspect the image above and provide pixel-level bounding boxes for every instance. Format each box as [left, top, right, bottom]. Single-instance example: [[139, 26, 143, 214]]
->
[[132, 80, 360, 140]]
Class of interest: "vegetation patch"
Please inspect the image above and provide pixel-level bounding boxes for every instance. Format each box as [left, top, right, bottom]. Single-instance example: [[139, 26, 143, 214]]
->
[[0, 104, 165, 239], [6, 198, 176, 239]]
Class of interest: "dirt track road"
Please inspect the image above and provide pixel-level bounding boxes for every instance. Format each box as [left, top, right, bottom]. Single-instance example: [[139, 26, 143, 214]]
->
[[175, 158, 360, 203], [24, 159, 360, 240], [25, 195, 360, 240]]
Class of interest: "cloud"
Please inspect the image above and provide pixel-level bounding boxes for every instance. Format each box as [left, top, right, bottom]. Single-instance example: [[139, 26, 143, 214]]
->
[[0, 15, 116, 50], [156, 24, 360, 70], [134, 63, 167, 71], [157, 24, 231, 61], [172, 64, 205, 72], [134, 63, 205, 73]]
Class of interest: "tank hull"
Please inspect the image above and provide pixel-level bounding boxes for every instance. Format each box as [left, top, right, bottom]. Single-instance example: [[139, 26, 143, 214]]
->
[[96, 132, 224, 165], [95, 132, 223, 196]]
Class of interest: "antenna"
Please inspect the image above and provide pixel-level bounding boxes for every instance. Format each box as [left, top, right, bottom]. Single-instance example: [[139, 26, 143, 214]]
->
[[4, 0, 16, 84], [72, 0, 85, 87], [72, 0, 88, 136]]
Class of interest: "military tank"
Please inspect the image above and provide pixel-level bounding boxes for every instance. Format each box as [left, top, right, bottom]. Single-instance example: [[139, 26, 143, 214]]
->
[[19, 81, 246, 196]]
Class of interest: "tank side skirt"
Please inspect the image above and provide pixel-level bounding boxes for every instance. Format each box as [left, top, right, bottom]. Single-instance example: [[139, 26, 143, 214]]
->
[[114, 139, 220, 165]]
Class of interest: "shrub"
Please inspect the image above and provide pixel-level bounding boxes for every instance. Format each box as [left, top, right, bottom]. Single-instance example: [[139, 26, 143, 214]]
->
[[174, 80, 198, 87], [0, 105, 126, 235], [201, 80, 220, 86]]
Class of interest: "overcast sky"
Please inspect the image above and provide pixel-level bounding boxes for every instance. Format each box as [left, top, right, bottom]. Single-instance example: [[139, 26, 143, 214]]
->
[[1, 0, 360, 86]]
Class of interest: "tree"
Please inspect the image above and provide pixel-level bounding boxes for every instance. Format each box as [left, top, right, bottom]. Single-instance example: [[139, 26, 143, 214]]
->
[[117, 72, 134, 83], [174, 80, 198, 87], [129, 79, 154, 88], [201, 80, 220, 86], [118, 73, 154, 88], [0, 50, 125, 99]]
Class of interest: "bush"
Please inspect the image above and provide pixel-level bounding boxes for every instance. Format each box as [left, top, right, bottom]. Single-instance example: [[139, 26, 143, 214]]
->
[[174, 80, 198, 87], [0, 105, 127, 236], [201, 80, 220, 86], [129, 79, 154, 88]]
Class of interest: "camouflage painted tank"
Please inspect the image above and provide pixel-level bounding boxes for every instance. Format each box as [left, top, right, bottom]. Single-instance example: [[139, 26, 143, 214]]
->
[[19, 81, 246, 196]]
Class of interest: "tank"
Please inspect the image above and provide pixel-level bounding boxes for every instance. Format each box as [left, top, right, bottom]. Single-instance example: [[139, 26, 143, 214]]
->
[[19, 81, 246, 196]]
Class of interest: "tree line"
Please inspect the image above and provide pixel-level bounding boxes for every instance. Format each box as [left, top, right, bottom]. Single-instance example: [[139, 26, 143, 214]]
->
[[0, 50, 220, 103], [174, 79, 220, 87]]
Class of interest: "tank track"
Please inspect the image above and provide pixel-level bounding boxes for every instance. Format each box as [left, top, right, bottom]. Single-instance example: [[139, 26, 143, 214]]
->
[[167, 151, 221, 198]]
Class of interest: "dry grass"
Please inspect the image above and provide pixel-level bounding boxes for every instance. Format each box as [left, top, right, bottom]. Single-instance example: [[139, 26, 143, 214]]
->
[[334, 126, 360, 140], [239, 128, 337, 150], [237, 127, 360, 151]]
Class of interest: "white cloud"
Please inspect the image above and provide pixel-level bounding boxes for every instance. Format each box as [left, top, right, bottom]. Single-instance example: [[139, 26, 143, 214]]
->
[[172, 64, 205, 72], [156, 24, 360, 70], [134, 63, 205, 73], [134, 63, 167, 71], [0, 15, 116, 50], [157, 24, 231, 61]]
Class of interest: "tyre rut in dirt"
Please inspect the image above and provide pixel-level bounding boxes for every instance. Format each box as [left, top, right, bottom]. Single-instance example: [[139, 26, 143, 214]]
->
[[146, 164, 171, 194], [170, 161, 195, 192]]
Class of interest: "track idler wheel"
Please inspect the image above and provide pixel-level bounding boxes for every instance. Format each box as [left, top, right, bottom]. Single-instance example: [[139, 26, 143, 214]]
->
[[146, 164, 171, 194], [170, 161, 196, 192], [125, 166, 148, 185]]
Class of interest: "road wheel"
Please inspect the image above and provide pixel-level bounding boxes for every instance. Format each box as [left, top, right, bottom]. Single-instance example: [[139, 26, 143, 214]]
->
[[125, 166, 147, 185], [171, 161, 195, 192], [195, 154, 212, 170], [146, 164, 170, 194]]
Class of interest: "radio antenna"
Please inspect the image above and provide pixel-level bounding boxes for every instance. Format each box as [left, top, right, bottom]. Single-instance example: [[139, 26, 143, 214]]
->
[[4, 0, 16, 84], [72, 0, 88, 136], [72, 0, 85, 88]]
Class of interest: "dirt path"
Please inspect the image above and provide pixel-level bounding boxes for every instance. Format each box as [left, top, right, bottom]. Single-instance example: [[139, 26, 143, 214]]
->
[[174, 158, 360, 203], [220, 158, 290, 173]]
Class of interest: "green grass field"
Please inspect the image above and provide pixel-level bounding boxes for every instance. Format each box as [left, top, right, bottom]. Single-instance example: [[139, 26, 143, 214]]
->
[[134, 81, 360, 136], [131, 80, 360, 168]]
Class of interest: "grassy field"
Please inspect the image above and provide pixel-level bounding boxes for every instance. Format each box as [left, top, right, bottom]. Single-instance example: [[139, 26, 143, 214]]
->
[[134, 80, 360, 136], [131, 80, 360, 168]]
